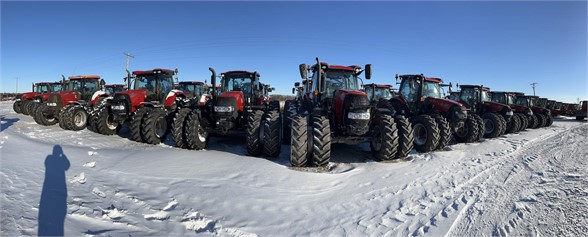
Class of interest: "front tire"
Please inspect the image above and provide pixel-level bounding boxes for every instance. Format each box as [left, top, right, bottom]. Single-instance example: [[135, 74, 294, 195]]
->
[[536, 113, 547, 128], [21, 100, 32, 115], [528, 114, 539, 129], [141, 108, 169, 145], [370, 113, 398, 161], [545, 114, 553, 126], [454, 114, 480, 143], [13, 101, 22, 114], [246, 110, 264, 156], [432, 114, 451, 150], [311, 116, 331, 167], [68, 105, 89, 131], [185, 110, 208, 150], [505, 113, 521, 134], [394, 115, 414, 159], [517, 113, 528, 131], [131, 107, 149, 142], [411, 114, 439, 152], [172, 108, 191, 148], [290, 115, 309, 167], [34, 104, 58, 126], [481, 113, 504, 138], [263, 110, 281, 158]]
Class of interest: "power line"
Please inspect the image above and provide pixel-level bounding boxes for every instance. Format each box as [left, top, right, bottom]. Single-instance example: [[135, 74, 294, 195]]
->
[[15, 77, 19, 93], [124, 52, 134, 85], [530, 82, 538, 96]]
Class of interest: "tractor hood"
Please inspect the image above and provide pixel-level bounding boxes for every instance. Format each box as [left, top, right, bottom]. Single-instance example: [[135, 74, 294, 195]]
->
[[217, 91, 245, 112], [426, 97, 465, 113], [21, 92, 39, 100], [482, 101, 511, 113], [508, 104, 532, 115], [115, 89, 148, 108]]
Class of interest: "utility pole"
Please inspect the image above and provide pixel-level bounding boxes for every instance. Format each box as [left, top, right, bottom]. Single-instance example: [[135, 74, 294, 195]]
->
[[15, 77, 19, 93], [124, 52, 134, 86], [530, 82, 538, 96]]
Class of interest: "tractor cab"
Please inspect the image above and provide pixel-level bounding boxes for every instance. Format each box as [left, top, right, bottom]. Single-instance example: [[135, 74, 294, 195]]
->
[[305, 62, 368, 102], [105, 84, 125, 95], [457, 85, 492, 114], [178, 81, 206, 99], [66, 75, 103, 103], [363, 84, 393, 103], [131, 69, 176, 103], [396, 75, 446, 114], [218, 70, 261, 107]]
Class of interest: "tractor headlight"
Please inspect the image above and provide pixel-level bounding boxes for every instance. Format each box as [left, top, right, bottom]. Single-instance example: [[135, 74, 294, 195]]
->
[[111, 105, 126, 111], [34, 99, 40, 102], [16, 99, 21, 102], [506, 111, 513, 116], [546, 110, 551, 115], [214, 106, 234, 113], [47, 102, 57, 107], [348, 112, 370, 120]]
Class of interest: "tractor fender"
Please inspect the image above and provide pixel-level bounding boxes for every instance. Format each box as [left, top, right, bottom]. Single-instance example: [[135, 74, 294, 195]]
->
[[91, 91, 107, 105], [389, 97, 410, 116], [164, 90, 185, 107], [21, 92, 40, 100]]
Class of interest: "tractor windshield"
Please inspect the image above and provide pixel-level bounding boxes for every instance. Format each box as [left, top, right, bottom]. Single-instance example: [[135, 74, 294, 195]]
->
[[492, 93, 507, 104], [536, 99, 547, 107], [134, 74, 174, 96], [423, 81, 442, 98], [481, 90, 491, 102], [36, 84, 51, 93], [323, 70, 359, 98], [459, 87, 479, 107], [179, 83, 204, 98], [366, 87, 393, 101], [52, 83, 64, 92], [69, 80, 98, 94], [223, 74, 259, 99], [515, 97, 533, 107], [546, 101, 555, 109]]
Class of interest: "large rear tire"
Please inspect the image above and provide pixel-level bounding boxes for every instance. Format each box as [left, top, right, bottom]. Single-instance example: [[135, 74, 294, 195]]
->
[[394, 115, 414, 159], [411, 114, 439, 152], [172, 108, 191, 148], [517, 113, 528, 131], [528, 114, 539, 129], [131, 107, 149, 142], [481, 113, 504, 138], [34, 104, 58, 126], [505, 113, 521, 134], [22, 100, 32, 115], [290, 115, 308, 167], [282, 100, 295, 145], [141, 108, 168, 145], [67, 105, 89, 131], [311, 116, 331, 167], [185, 110, 208, 150], [432, 114, 451, 150], [246, 110, 264, 156], [536, 113, 547, 128], [263, 110, 281, 158], [13, 101, 22, 114], [370, 113, 398, 161], [545, 114, 553, 126], [95, 105, 118, 135], [454, 114, 479, 143], [58, 104, 75, 130]]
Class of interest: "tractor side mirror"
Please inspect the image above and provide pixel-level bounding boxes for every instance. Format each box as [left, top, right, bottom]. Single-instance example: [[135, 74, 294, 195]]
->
[[100, 79, 106, 88], [364, 64, 372, 80], [299, 64, 308, 79], [294, 82, 300, 87], [292, 88, 295, 94]]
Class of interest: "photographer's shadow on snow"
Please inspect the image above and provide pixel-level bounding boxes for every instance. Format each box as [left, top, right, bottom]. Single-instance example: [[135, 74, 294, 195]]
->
[[0, 116, 19, 132], [38, 145, 70, 236]]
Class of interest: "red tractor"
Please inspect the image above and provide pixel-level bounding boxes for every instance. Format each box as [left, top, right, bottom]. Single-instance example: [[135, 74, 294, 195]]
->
[[33, 75, 108, 129], [390, 74, 473, 152], [513, 94, 552, 128], [575, 100, 587, 120], [363, 84, 394, 104], [490, 91, 533, 132], [282, 80, 310, 145], [288, 58, 412, 167], [453, 85, 515, 138], [14, 82, 63, 115], [176, 81, 211, 106], [93, 68, 186, 145], [175, 68, 281, 158]]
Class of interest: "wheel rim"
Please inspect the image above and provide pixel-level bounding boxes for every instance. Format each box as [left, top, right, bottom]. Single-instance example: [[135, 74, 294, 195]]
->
[[484, 119, 494, 134], [74, 111, 87, 127], [414, 123, 427, 146], [155, 116, 167, 138], [198, 125, 207, 142], [106, 114, 118, 130]]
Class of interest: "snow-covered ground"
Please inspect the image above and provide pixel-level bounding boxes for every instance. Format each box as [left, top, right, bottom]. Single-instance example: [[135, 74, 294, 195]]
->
[[1, 100, 586, 236]]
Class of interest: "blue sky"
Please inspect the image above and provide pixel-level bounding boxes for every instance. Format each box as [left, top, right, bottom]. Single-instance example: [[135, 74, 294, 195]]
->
[[1, 1, 586, 103]]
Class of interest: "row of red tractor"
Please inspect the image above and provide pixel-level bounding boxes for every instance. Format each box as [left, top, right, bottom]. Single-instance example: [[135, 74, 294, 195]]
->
[[12, 58, 588, 167]]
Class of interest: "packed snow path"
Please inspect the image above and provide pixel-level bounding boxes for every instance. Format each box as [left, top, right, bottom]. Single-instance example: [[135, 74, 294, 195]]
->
[[1, 101, 586, 236]]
